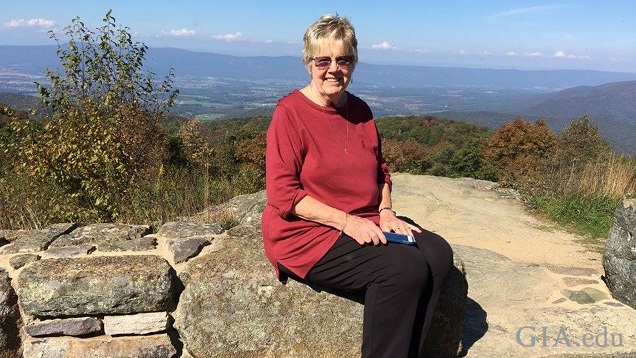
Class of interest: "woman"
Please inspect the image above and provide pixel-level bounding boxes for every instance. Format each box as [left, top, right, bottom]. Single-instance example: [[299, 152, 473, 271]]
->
[[261, 13, 453, 358]]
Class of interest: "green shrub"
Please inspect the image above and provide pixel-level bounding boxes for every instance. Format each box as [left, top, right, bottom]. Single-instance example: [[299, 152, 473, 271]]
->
[[23, 10, 179, 222]]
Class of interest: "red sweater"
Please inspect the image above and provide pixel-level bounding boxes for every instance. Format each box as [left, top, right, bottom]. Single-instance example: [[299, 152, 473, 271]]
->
[[261, 90, 392, 281]]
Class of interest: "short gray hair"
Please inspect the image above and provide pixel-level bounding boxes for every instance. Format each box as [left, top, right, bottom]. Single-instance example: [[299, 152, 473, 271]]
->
[[302, 14, 358, 69]]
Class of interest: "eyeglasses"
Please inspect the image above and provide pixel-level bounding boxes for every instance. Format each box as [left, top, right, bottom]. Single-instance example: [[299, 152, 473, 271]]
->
[[312, 55, 355, 70]]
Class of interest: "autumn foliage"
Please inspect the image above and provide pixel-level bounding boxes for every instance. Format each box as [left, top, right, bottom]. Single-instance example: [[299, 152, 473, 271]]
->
[[482, 117, 558, 192]]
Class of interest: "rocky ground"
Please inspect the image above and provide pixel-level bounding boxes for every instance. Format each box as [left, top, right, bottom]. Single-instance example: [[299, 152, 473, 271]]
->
[[390, 173, 636, 357]]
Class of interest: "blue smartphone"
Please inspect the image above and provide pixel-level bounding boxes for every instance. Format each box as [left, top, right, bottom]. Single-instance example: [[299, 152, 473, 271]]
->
[[383, 231, 416, 246]]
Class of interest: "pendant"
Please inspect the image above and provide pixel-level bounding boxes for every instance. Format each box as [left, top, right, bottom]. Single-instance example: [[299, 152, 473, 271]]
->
[[344, 148, 349, 155]]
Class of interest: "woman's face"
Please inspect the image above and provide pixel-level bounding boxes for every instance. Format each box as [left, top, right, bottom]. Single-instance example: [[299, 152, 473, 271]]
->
[[309, 42, 355, 105]]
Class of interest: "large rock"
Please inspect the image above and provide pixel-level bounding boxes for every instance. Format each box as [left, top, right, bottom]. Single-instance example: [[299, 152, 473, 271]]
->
[[18, 255, 177, 318], [603, 199, 636, 309], [0, 269, 21, 357], [174, 222, 467, 357]]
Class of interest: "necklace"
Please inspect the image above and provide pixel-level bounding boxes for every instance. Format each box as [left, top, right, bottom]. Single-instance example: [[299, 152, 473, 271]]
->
[[311, 86, 350, 155]]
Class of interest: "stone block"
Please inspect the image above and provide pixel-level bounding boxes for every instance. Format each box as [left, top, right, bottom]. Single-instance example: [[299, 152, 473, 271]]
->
[[103, 312, 169, 336], [18, 255, 176, 318], [48, 223, 153, 252], [22, 334, 175, 358], [25, 317, 102, 337]]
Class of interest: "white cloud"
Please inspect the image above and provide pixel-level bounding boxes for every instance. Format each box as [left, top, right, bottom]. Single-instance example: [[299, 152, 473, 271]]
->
[[488, 5, 567, 19], [213, 32, 243, 42], [483, 50, 493, 55], [168, 28, 196, 37], [458, 50, 466, 55], [554, 51, 591, 60], [525, 52, 543, 57], [506, 51, 518, 56], [2, 18, 56, 29], [371, 41, 397, 50]]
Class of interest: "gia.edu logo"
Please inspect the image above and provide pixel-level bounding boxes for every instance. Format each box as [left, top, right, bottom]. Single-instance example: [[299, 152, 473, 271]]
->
[[516, 326, 624, 348]]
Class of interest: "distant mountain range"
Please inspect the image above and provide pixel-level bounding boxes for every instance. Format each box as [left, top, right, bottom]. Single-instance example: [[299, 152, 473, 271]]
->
[[1, 45, 636, 153], [439, 81, 636, 154], [3, 45, 636, 90]]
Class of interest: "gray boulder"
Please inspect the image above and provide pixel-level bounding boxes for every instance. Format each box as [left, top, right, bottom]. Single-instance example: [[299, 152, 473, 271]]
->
[[18, 255, 177, 318], [0, 268, 21, 357], [174, 221, 467, 357], [603, 199, 636, 309]]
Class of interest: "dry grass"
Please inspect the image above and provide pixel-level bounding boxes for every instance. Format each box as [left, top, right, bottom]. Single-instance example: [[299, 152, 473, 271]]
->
[[577, 155, 636, 198], [530, 152, 636, 250]]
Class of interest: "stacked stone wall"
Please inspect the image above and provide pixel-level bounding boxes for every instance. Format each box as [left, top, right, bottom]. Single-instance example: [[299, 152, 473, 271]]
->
[[0, 191, 467, 357]]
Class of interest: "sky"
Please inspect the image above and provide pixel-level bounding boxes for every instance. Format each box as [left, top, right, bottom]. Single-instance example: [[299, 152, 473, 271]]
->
[[1, 0, 636, 73]]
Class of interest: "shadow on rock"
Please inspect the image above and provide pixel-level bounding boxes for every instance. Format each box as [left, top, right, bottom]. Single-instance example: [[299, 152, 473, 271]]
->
[[459, 297, 488, 357]]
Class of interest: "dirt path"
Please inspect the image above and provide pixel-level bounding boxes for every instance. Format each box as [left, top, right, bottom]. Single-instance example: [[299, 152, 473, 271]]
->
[[391, 173, 602, 270]]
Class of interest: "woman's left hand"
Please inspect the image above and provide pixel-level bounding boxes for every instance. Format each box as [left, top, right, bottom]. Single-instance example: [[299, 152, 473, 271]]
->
[[379, 209, 422, 237]]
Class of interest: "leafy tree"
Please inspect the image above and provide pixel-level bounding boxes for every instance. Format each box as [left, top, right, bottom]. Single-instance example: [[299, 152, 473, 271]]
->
[[211, 127, 266, 195], [449, 137, 497, 180], [483, 117, 558, 191], [177, 119, 214, 205], [23, 10, 179, 222], [558, 115, 611, 162], [381, 137, 430, 174]]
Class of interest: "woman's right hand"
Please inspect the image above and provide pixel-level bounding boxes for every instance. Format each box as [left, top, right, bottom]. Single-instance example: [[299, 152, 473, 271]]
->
[[343, 214, 387, 246]]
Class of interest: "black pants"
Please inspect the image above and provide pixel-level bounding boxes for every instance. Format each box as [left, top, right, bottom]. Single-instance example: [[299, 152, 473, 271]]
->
[[280, 228, 453, 358]]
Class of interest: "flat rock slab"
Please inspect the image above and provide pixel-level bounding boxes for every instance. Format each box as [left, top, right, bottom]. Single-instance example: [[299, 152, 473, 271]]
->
[[156, 221, 224, 239], [453, 245, 636, 358], [22, 334, 175, 358], [1, 223, 76, 254], [17, 255, 176, 318], [25, 317, 102, 337], [46, 244, 96, 258], [48, 223, 153, 252], [103, 312, 169, 336]]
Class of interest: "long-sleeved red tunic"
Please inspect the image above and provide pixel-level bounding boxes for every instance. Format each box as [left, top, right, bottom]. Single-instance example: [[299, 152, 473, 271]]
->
[[261, 90, 392, 281]]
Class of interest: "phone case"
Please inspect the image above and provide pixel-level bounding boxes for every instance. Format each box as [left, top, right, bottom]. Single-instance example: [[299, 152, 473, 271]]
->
[[383, 231, 416, 246]]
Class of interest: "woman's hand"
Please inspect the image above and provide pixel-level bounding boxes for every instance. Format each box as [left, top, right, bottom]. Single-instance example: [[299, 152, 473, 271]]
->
[[342, 214, 387, 246], [379, 209, 422, 237]]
